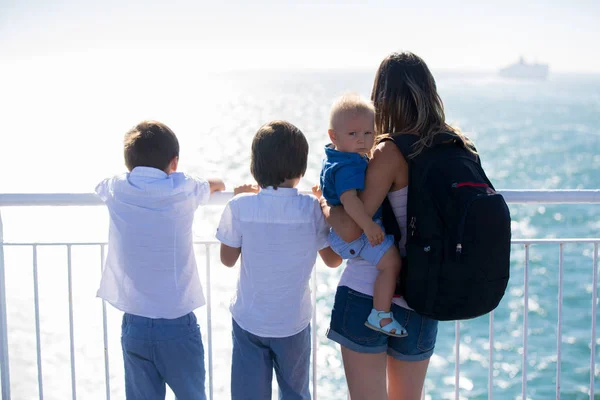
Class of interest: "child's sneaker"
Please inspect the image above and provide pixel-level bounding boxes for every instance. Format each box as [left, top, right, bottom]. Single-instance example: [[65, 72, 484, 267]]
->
[[364, 308, 408, 338]]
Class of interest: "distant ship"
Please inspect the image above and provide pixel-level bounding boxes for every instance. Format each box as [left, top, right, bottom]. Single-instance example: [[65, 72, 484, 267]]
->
[[499, 57, 549, 80]]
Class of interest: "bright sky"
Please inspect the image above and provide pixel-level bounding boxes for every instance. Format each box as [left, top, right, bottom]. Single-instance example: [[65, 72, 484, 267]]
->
[[1, 0, 599, 73]]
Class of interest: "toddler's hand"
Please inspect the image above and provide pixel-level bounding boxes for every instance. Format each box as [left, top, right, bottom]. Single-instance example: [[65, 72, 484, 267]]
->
[[234, 184, 260, 196], [311, 185, 322, 199], [365, 221, 385, 246]]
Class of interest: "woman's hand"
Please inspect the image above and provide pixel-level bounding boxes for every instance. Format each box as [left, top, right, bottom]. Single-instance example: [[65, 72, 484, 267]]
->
[[234, 184, 260, 196]]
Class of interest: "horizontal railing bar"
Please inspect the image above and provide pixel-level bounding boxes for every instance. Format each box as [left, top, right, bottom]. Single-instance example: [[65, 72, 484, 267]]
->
[[500, 189, 600, 204], [3, 243, 109, 247], [1, 189, 599, 207], [2, 241, 220, 246], [0, 193, 103, 207], [4, 239, 600, 247], [0, 192, 233, 206], [511, 239, 600, 244]]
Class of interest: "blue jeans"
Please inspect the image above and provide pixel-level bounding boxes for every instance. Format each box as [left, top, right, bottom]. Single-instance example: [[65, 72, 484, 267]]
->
[[231, 319, 311, 400], [327, 286, 438, 361], [121, 312, 206, 400]]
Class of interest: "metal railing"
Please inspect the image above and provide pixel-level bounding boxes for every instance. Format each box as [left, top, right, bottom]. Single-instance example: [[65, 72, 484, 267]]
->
[[0, 189, 599, 400]]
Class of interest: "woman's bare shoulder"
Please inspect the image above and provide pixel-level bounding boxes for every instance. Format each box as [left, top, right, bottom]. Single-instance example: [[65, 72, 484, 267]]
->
[[372, 139, 404, 165], [371, 139, 408, 189]]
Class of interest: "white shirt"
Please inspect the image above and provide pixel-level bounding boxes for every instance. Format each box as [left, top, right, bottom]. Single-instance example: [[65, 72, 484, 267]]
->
[[216, 187, 330, 338], [338, 187, 412, 309], [95, 167, 210, 319]]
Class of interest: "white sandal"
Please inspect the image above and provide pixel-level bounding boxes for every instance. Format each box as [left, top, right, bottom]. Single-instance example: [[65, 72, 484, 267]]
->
[[364, 308, 408, 338]]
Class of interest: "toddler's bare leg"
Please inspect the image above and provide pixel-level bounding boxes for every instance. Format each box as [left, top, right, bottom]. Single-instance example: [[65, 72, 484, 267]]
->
[[374, 246, 401, 330]]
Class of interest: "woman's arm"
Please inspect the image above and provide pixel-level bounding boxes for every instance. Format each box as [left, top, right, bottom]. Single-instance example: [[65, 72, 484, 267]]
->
[[322, 141, 403, 242], [319, 198, 361, 242], [339, 190, 385, 245]]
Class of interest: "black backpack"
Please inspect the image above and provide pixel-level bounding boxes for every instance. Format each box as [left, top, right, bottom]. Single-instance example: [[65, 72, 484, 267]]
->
[[382, 132, 511, 321]]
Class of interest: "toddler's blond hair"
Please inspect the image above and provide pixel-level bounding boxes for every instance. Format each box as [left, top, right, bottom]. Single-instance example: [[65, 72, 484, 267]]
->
[[329, 93, 375, 130]]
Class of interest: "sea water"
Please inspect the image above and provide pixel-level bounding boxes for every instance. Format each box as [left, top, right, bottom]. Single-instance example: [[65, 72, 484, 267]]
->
[[1, 65, 599, 399]]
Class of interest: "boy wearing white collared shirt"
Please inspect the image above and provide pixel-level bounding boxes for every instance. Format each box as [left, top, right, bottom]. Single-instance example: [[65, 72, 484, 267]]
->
[[96, 120, 224, 400], [216, 121, 342, 400]]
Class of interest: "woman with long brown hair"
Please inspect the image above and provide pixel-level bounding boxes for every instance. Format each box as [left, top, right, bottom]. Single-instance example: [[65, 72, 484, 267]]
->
[[321, 51, 473, 399]]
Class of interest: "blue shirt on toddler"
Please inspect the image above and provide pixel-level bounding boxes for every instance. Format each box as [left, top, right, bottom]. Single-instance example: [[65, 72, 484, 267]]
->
[[319, 144, 382, 219], [319, 144, 393, 265]]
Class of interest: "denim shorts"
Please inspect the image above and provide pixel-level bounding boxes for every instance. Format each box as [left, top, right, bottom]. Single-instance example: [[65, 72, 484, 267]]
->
[[328, 219, 394, 266], [327, 286, 438, 361]]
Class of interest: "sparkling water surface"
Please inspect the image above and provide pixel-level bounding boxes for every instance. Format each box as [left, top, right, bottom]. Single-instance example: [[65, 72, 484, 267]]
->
[[1, 65, 599, 399]]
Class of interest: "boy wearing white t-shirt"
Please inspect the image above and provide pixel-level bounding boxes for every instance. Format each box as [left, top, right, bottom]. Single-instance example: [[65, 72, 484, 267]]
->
[[96, 120, 224, 400], [216, 120, 341, 400]]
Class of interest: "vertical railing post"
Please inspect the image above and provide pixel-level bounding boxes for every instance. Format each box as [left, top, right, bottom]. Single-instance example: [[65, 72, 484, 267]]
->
[[556, 243, 564, 399], [455, 321, 460, 400], [204, 245, 213, 400], [33, 245, 44, 399], [100, 245, 110, 400], [489, 311, 494, 400], [67, 245, 77, 400], [591, 243, 598, 399], [312, 266, 317, 399], [522, 244, 530, 399], [0, 211, 11, 399]]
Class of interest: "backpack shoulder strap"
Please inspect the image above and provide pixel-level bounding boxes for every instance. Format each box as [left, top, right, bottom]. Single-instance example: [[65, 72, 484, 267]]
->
[[380, 134, 419, 160], [433, 131, 481, 155], [433, 131, 461, 146]]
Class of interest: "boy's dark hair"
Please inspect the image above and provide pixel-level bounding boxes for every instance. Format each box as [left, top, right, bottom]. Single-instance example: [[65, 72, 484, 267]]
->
[[124, 120, 180, 172], [251, 120, 308, 189]]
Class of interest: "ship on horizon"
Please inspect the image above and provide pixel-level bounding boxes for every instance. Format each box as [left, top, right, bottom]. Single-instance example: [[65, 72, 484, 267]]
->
[[499, 57, 549, 80]]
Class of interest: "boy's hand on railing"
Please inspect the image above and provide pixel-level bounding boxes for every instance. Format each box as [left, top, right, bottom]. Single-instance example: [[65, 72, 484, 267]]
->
[[311, 185, 323, 199], [208, 178, 226, 193], [234, 184, 260, 196]]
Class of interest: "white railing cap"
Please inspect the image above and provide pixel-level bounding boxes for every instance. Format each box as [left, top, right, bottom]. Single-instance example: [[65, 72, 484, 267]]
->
[[0, 189, 599, 207]]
